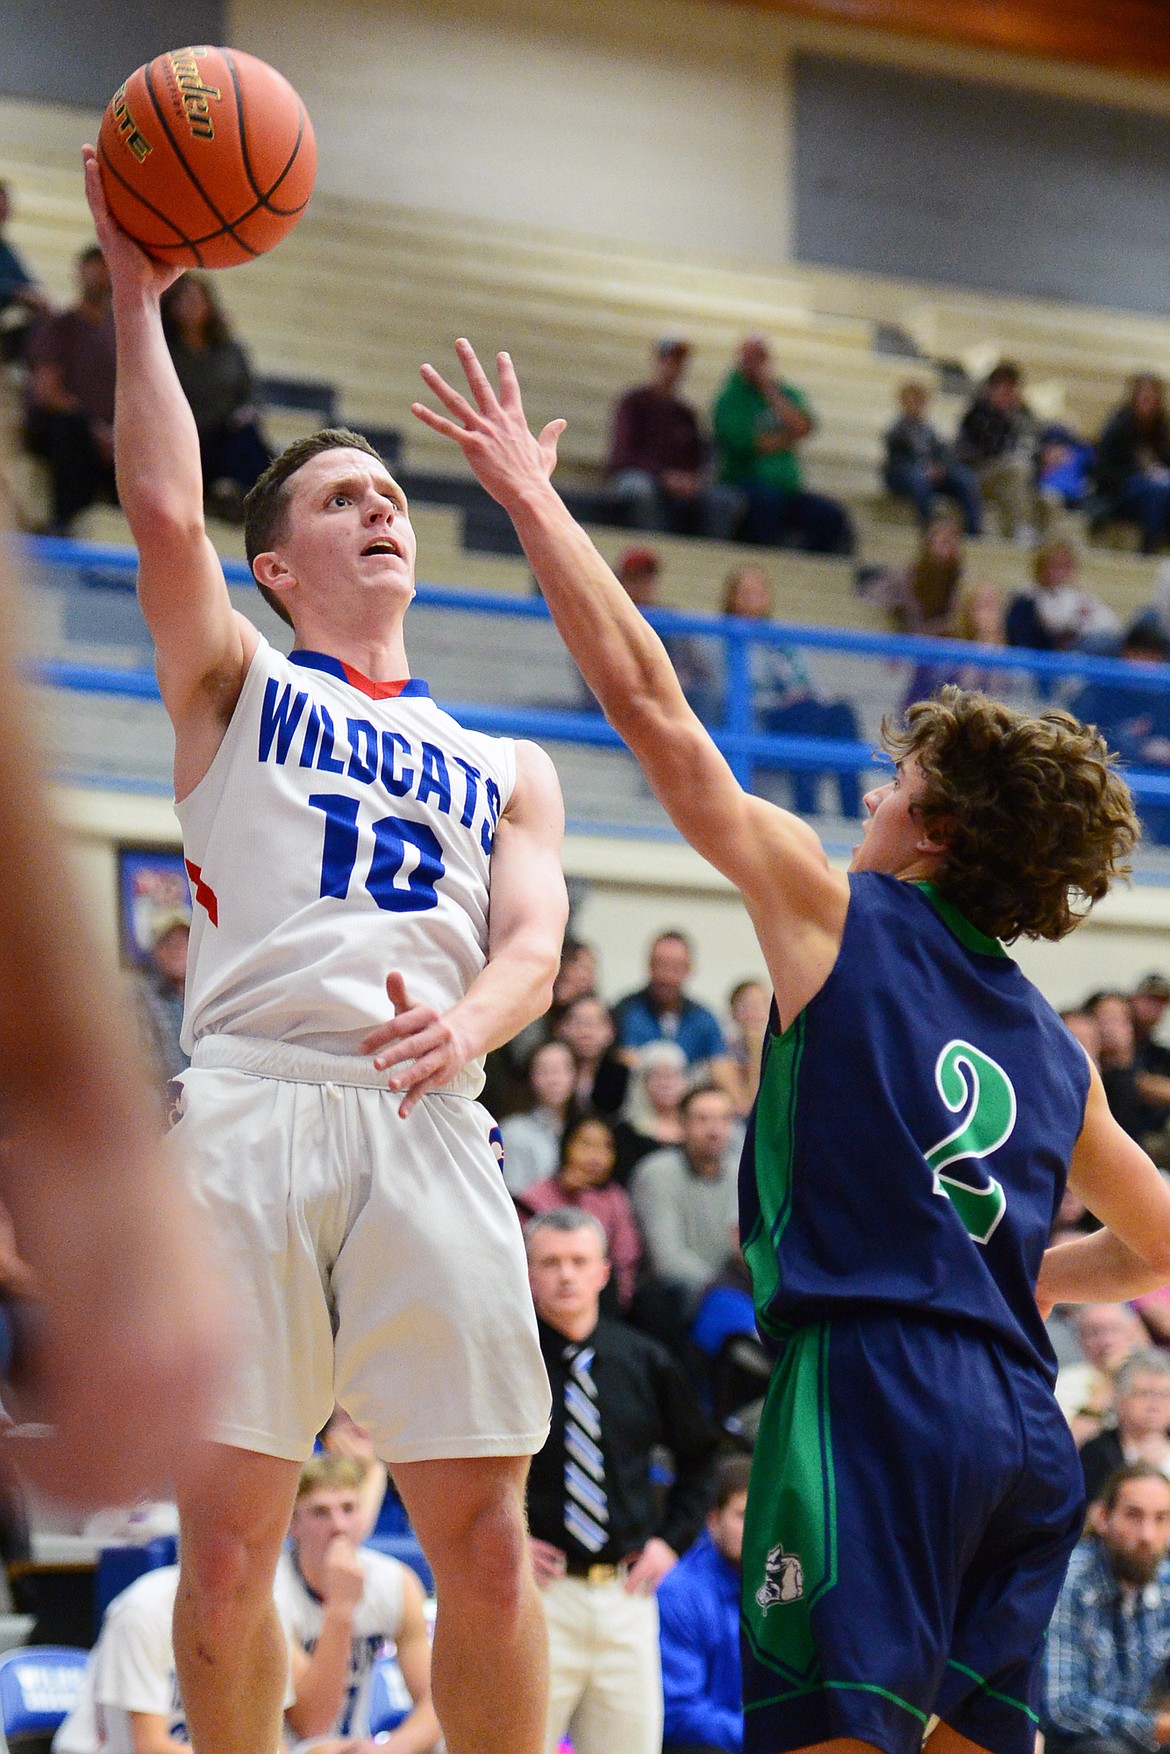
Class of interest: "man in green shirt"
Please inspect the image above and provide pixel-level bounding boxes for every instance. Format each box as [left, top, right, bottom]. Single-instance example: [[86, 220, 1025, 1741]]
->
[[712, 335, 854, 554]]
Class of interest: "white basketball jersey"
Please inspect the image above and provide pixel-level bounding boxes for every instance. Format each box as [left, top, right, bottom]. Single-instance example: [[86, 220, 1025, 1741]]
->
[[53, 1566, 184, 1754], [273, 1547, 406, 1743], [177, 639, 516, 1060]]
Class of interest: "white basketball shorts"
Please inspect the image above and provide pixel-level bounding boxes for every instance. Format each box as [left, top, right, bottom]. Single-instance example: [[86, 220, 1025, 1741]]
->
[[171, 1036, 552, 1463]]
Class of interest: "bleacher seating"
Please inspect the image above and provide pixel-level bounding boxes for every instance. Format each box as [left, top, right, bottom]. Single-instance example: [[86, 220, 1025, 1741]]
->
[[5, 102, 1170, 634]]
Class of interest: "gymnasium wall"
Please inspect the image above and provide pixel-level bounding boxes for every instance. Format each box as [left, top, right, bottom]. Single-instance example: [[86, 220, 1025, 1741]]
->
[[0, 1, 224, 108]]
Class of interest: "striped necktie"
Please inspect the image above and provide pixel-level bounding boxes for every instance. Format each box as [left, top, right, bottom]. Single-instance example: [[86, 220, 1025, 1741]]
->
[[563, 1343, 609, 1555]]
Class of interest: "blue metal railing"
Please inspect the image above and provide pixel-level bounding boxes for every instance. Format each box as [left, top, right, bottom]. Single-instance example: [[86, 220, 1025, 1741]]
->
[[20, 534, 1170, 808]]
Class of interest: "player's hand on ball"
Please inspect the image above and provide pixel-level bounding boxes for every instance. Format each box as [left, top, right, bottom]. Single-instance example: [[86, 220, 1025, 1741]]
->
[[361, 972, 471, 1117], [81, 146, 185, 300], [412, 338, 565, 510]]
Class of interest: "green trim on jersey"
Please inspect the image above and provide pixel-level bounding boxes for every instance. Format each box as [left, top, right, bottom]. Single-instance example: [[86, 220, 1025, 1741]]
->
[[742, 1322, 837, 1685], [945, 1658, 1041, 1725], [744, 1677, 931, 1727], [742, 1011, 806, 1339], [914, 882, 1007, 959]]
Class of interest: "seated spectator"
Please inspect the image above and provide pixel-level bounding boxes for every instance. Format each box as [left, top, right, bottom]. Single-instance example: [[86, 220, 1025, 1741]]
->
[[613, 930, 729, 1075], [1056, 1299, 1151, 1447], [161, 274, 272, 520], [722, 564, 861, 817], [610, 545, 719, 722], [554, 993, 629, 1119], [724, 978, 770, 1118], [712, 334, 854, 555], [500, 1039, 581, 1197], [869, 516, 966, 637], [53, 1563, 188, 1752], [1006, 539, 1120, 654], [276, 1453, 440, 1753], [1094, 375, 1170, 554], [1062, 1006, 1102, 1064], [1091, 991, 1159, 1142], [612, 1039, 688, 1183], [0, 180, 50, 364], [1072, 626, 1170, 845], [485, 932, 600, 1114], [608, 336, 743, 540], [658, 1453, 751, 1754], [23, 244, 116, 534], [516, 1115, 642, 1309], [630, 1085, 739, 1336], [1037, 420, 1095, 514], [882, 380, 982, 535], [1043, 1461, 1170, 1754], [132, 906, 191, 1102], [1080, 1350, 1170, 1505], [953, 361, 1040, 541]]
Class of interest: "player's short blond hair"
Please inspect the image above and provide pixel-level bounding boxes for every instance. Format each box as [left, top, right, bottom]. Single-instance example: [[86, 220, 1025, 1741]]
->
[[882, 685, 1138, 943], [295, 1452, 368, 1500]]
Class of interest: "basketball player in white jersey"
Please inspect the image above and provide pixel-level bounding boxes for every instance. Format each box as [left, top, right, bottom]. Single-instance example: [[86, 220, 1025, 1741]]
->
[[83, 153, 567, 1754]]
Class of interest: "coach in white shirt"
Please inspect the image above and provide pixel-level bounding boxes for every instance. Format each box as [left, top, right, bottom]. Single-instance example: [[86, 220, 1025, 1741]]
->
[[53, 1565, 186, 1754], [276, 1454, 440, 1754]]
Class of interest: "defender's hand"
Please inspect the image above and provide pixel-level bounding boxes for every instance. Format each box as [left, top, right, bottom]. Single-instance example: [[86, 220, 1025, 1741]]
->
[[412, 338, 565, 512], [82, 146, 185, 301], [361, 973, 471, 1117]]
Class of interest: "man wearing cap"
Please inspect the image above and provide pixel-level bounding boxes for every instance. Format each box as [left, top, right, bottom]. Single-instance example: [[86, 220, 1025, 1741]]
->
[[133, 909, 192, 1098], [608, 339, 743, 540]]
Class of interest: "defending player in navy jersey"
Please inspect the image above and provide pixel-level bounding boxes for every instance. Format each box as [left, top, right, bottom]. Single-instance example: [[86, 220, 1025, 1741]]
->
[[83, 162, 567, 1754], [416, 339, 1170, 1754]]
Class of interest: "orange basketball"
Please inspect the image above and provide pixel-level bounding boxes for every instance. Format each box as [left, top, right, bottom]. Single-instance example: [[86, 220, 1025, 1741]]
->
[[97, 46, 316, 270]]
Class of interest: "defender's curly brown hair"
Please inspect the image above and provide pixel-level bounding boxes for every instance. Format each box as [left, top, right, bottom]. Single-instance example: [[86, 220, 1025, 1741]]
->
[[882, 686, 1138, 943]]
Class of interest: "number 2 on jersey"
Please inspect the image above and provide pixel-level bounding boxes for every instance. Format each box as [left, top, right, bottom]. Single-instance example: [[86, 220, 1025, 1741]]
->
[[309, 792, 444, 912], [924, 1040, 1016, 1244]]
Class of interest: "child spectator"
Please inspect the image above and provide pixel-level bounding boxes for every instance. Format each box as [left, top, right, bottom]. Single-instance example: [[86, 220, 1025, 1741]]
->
[[1006, 540, 1120, 653], [882, 380, 982, 535]]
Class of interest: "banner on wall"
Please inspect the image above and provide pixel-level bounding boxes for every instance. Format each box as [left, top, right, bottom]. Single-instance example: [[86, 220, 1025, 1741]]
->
[[118, 846, 191, 966]]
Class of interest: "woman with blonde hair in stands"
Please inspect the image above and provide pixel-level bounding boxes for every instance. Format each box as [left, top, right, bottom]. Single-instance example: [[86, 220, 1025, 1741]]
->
[[612, 1038, 689, 1184]]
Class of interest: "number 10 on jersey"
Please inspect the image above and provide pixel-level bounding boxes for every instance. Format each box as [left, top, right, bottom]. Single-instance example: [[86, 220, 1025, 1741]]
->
[[310, 793, 445, 912]]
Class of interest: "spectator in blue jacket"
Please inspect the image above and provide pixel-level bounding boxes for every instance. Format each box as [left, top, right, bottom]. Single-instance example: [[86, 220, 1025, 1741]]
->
[[613, 931, 729, 1078], [658, 1452, 750, 1754]]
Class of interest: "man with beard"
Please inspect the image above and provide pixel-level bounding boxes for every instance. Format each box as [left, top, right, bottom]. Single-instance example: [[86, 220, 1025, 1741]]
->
[[1044, 1461, 1170, 1754]]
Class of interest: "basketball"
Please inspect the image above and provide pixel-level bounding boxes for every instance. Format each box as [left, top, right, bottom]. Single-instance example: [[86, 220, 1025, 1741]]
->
[[97, 45, 316, 270]]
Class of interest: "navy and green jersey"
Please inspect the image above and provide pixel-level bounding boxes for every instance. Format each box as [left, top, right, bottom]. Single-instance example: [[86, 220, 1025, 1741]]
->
[[740, 873, 1090, 1381]]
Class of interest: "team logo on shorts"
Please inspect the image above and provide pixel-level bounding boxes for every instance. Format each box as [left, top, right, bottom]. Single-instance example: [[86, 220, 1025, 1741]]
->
[[756, 1544, 804, 1613], [488, 1124, 505, 1172]]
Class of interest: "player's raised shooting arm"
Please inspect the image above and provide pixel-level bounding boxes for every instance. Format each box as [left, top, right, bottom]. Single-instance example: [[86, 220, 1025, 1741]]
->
[[82, 149, 255, 736], [1037, 1060, 1170, 1307], [411, 342, 848, 1009]]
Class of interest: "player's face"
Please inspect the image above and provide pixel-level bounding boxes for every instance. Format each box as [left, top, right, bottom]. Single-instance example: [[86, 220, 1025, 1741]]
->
[[1095, 1477, 1170, 1585], [709, 1489, 748, 1566], [527, 1228, 610, 1328], [290, 1487, 366, 1567], [851, 759, 947, 878], [276, 448, 417, 615]]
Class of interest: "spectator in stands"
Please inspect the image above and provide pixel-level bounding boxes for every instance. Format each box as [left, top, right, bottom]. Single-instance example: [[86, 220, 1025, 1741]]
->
[[720, 564, 861, 818], [486, 933, 600, 1114], [870, 515, 966, 637], [1131, 973, 1170, 1144], [1062, 1006, 1102, 1065], [0, 180, 49, 364], [1091, 991, 1157, 1143], [882, 380, 982, 535], [630, 1084, 739, 1332], [525, 1208, 718, 1754], [23, 243, 116, 534], [712, 334, 854, 555], [613, 1040, 688, 1183], [555, 994, 629, 1119], [276, 1452, 440, 1753], [132, 907, 191, 1098], [725, 978, 770, 1118], [954, 362, 1039, 541], [1079, 1351, 1170, 1505], [1037, 421, 1095, 516], [658, 1452, 750, 1754], [1043, 1461, 1170, 1754], [1094, 375, 1170, 554], [1075, 1303, 1152, 1379], [613, 930, 728, 1074], [1005, 539, 1121, 654], [161, 274, 272, 521], [500, 1039, 582, 1197], [611, 546, 719, 721], [516, 1116, 642, 1309], [608, 337, 743, 540], [53, 1562, 188, 1752], [1071, 624, 1170, 845]]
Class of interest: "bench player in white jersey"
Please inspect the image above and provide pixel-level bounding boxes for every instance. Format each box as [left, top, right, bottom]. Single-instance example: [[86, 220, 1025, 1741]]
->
[[83, 154, 567, 1754], [53, 1566, 187, 1754]]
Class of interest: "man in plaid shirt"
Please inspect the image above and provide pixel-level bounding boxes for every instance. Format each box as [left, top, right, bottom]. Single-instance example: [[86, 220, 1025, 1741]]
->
[[1045, 1461, 1170, 1754]]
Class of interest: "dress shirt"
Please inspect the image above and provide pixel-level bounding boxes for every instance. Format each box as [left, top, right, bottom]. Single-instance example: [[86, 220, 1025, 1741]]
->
[[658, 1529, 743, 1751], [1044, 1538, 1170, 1750], [528, 1314, 718, 1565]]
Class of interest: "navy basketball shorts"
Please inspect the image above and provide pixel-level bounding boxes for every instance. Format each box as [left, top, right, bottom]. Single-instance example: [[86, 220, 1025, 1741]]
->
[[741, 1313, 1085, 1754]]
